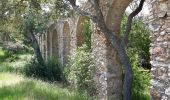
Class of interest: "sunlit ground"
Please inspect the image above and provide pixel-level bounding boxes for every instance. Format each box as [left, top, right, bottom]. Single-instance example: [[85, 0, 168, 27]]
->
[[0, 73, 88, 100], [0, 47, 89, 100], [0, 45, 150, 100]]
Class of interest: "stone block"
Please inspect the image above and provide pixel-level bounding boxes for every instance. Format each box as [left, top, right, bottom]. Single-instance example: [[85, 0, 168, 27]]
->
[[165, 87, 170, 96], [164, 34, 170, 41], [150, 47, 163, 55]]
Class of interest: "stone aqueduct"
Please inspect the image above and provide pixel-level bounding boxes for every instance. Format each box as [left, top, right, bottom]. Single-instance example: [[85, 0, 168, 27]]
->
[[36, 16, 87, 65], [37, 0, 170, 99]]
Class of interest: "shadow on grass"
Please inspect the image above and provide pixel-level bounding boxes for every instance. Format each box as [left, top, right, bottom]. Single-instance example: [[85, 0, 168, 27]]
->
[[0, 47, 32, 74], [0, 79, 89, 100], [0, 49, 9, 64]]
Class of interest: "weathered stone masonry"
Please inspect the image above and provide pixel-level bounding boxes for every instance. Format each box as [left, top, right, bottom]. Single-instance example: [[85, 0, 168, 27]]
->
[[37, 0, 170, 99], [148, 0, 170, 99], [37, 16, 88, 65]]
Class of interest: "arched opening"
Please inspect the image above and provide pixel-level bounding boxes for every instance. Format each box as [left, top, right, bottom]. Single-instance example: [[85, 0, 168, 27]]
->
[[63, 22, 70, 65], [46, 29, 51, 59], [76, 16, 87, 47], [43, 33, 46, 59], [51, 29, 58, 58]]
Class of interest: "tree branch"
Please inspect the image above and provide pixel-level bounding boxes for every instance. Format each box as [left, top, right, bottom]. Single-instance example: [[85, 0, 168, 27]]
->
[[67, 0, 134, 99], [67, 0, 94, 19], [67, 0, 117, 40], [123, 0, 145, 46], [92, 0, 105, 23]]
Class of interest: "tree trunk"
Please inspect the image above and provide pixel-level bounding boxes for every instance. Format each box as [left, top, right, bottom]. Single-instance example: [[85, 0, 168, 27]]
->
[[26, 29, 44, 66], [98, 23, 133, 100], [92, 24, 123, 99]]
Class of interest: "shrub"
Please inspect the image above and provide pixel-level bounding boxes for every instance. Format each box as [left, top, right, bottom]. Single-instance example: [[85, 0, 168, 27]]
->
[[121, 15, 151, 69], [127, 49, 150, 100], [82, 19, 92, 49], [45, 58, 63, 82], [24, 57, 63, 82], [121, 15, 151, 99], [64, 44, 96, 96]]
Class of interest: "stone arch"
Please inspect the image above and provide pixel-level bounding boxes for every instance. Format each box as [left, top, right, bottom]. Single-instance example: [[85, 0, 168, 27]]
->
[[47, 23, 57, 58], [46, 29, 51, 59], [51, 28, 59, 58], [148, 0, 170, 99], [42, 33, 47, 59], [63, 21, 71, 64], [76, 16, 87, 47]]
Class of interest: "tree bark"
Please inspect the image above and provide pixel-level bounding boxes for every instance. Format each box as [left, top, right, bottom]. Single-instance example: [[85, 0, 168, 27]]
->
[[67, 0, 144, 99], [26, 29, 45, 66], [95, 23, 133, 100]]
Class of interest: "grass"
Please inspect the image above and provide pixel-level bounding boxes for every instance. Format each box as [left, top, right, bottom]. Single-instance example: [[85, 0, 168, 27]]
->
[[0, 45, 150, 100], [0, 46, 90, 100], [0, 47, 8, 64], [0, 46, 33, 73], [0, 73, 89, 100]]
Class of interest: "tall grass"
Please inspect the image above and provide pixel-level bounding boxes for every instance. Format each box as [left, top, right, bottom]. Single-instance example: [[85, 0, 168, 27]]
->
[[0, 48, 32, 73], [0, 73, 89, 100], [0, 47, 91, 100]]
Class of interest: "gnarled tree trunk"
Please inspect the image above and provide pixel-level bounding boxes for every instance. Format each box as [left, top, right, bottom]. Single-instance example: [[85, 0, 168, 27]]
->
[[67, 0, 145, 99], [26, 29, 44, 66]]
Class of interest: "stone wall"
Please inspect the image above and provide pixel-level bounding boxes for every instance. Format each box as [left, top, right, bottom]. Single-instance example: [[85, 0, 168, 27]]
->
[[37, 16, 87, 65], [36, 0, 170, 99], [91, 0, 131, 99], [92, 26, 123, 100], [148, 0, 170, 99]]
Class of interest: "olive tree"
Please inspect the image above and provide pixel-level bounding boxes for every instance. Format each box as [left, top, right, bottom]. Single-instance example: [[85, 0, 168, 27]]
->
[[67, 0, 145, 99]]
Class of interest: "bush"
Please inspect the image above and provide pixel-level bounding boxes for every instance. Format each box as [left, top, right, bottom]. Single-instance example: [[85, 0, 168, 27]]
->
[[24, 58, 63, 82], [127, 49, 150, 100], [82, 19, 92, 49], [45, 58, 63, 82], [121, 15, 151, 99], [121, 15, 151, 69], [64, 44, 96, 96]]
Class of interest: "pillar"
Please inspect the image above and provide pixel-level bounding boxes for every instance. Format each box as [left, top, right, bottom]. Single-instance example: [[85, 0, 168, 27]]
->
[[149, 0, 170, 99]]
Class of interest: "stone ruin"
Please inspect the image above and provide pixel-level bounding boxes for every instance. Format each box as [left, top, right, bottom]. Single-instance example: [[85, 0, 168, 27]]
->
[[149, 0, 170, 99], [36, 16, 87, 65], [36, 0, 170, 99]]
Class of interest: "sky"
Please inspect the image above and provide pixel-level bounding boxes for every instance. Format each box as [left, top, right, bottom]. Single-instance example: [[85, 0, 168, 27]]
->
[[126, 1, 150, 16]]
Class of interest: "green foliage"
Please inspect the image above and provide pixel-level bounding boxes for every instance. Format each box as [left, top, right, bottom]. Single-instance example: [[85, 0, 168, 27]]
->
[[0, 46, 91, 100], [129, 20, 150, 65], [0, 73, 90, 100], [45, 58, 63, 81], [121, 15, 151, 68], [121, 15, 151, 100], [24, 57, 63, 82], [0, 0, 68, 48], [22, 9, 48, 36], [0, 47, 10, 63], [0, 46, 32, 73], [64, 44, 96, 96], [82, 19, 92, 49], [127, 50, 150, 100]]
